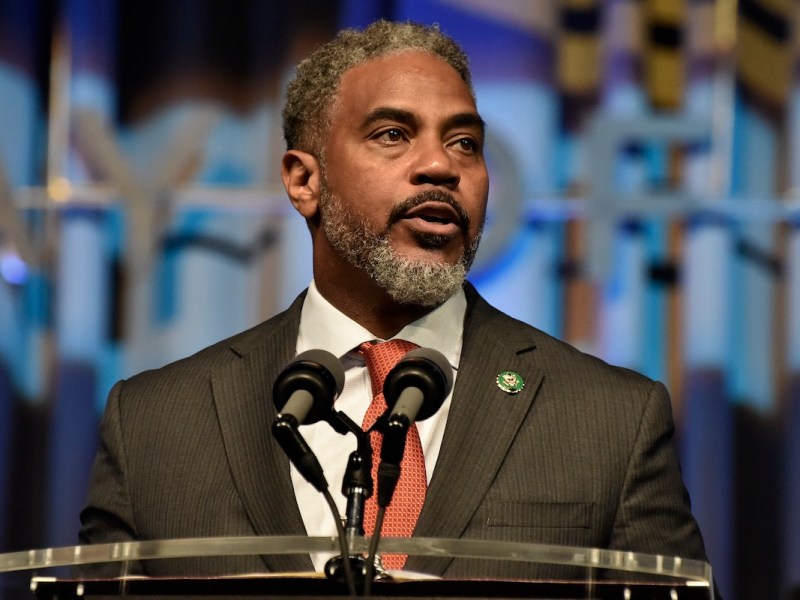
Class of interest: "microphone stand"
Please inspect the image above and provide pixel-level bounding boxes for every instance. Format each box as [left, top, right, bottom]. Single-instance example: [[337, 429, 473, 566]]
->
[[343, 440, 373, 539], [323, 412, 375, 589]]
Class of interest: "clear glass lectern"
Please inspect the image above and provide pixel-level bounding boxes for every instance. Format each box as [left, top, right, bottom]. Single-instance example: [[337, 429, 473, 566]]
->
[[0, 536, 714, 599]]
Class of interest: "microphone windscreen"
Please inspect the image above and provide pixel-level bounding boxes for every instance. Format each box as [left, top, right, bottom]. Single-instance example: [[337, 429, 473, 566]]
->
[[404, 347, 453, 393], [272, 349, 345, 424], [383, 347, 453, 422], [295, 349, 346, 395]]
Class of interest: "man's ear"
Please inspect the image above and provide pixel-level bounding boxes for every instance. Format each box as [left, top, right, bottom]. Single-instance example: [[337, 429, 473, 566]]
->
[[281, 150, 321, 220]]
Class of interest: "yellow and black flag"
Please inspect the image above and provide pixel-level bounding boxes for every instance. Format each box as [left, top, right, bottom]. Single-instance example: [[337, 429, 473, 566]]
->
[[558, 0, 602, 131], [738, 0, 791, 119], [644, 0, 686, 110]]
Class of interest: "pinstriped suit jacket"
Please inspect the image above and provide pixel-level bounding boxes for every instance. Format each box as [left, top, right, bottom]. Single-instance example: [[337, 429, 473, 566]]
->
[[79, 283, 710, 579]]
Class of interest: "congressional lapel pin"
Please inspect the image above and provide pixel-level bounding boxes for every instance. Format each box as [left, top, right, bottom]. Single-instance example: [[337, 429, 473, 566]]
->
[[496, 371, 524, 395]]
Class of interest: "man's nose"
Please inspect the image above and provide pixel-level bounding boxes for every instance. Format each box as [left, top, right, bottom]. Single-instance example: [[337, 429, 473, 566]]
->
[[409, 139, 460, 189]]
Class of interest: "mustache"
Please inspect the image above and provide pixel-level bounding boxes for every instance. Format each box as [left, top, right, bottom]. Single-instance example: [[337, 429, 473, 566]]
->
[[387, 189, 471, 233]]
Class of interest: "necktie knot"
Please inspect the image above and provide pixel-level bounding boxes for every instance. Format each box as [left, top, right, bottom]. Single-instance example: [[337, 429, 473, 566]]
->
[[359, 339, 419, 398]]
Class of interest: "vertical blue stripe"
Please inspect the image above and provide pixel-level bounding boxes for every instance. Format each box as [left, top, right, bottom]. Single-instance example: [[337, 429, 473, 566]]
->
[[642, 221, 669, 383], [728, 102, 777, 410], [599, 223, 646, 370], [681, 62, 735, 595], [680, 369, 733, 597], [47, 362, 99, 547]]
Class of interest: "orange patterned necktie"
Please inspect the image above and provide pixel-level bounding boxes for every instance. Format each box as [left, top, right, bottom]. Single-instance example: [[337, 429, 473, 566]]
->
[[359, 339, 426, 570]]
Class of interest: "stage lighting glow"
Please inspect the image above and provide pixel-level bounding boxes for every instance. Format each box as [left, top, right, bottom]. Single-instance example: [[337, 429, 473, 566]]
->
[[0, 252, 28, 285]]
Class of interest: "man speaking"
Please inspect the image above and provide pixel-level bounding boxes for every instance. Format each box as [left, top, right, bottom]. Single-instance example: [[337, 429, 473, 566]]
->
[[79, 19, 714, 583]]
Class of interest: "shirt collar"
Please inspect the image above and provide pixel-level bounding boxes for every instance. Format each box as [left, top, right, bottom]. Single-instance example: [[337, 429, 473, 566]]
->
[[297, 280, 466, 369]]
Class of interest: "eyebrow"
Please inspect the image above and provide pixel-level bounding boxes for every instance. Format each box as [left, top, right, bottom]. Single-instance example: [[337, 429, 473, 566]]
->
[[448, 112, 486, 141], [360, 107, 417, 130], [360, 107, 486, 140]]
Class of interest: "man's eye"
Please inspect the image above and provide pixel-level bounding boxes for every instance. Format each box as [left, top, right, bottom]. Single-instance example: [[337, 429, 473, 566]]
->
[[377, 128, 404, 143], [456, 137, 479, 153]]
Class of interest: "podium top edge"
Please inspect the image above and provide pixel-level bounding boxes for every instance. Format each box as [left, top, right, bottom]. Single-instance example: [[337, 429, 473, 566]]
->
[[0, 536, 712, 584]]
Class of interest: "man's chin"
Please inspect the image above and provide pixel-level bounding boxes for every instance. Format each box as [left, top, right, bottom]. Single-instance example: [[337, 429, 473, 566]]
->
[[367, 245, 468, 308]]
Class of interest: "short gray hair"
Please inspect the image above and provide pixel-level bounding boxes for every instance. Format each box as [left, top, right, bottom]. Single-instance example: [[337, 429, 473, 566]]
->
[[282, 20, 474, 155]]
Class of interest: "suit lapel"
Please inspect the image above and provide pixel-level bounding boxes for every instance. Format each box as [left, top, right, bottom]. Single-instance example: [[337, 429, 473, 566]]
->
[[405, 288, 543, 575], [211, 293, 315, 573]]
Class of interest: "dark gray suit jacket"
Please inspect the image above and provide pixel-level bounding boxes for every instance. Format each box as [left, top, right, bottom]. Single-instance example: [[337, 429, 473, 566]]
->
[[79, 284, 710, 579]]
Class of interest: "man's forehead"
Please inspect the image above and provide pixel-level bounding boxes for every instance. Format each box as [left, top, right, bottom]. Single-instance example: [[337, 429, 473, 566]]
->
[[333, 50, 478, 117]]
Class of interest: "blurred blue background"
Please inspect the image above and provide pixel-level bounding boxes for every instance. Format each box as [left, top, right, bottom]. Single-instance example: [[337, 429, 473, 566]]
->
[[1, 1, 799, 598]]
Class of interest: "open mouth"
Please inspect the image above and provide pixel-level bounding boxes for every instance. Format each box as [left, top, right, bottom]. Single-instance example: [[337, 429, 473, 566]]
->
[[418, 214, 451, 224], [402, 203, 461, 228], [387, 192, 472, 248]]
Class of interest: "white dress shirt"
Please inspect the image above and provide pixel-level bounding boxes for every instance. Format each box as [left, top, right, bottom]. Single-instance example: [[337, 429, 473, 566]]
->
[[291, 281, 466, 570]]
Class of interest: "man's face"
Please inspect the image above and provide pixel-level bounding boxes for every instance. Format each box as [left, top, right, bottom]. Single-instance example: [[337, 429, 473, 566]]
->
[[317, 50, 489, 306]]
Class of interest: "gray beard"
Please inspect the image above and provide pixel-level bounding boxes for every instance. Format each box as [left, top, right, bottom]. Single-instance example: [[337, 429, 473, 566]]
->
[[319, 186, 481, 308]]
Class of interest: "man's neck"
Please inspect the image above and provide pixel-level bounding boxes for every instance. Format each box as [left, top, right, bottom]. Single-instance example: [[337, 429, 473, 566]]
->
[[315, 277, 435, 339]]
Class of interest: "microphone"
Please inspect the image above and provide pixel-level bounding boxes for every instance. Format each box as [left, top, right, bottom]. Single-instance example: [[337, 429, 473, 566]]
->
[[377, 348, 453, 505], [383, 348, 453, 425], [272, 349, 345, 425], [271, 349, 345, 491], [271, 351, 358, 595]]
